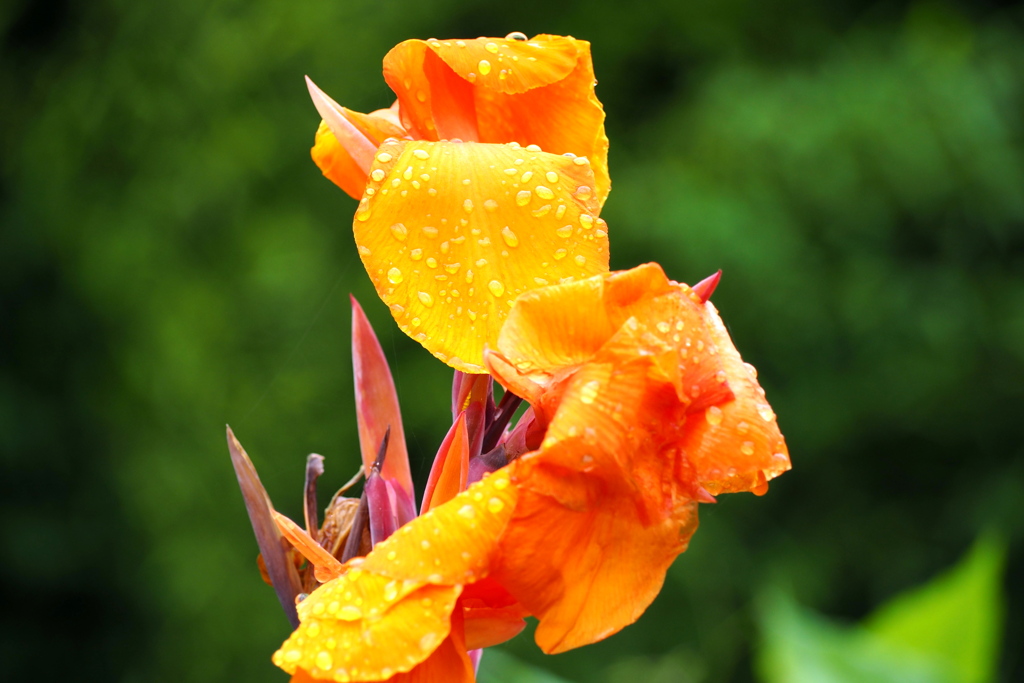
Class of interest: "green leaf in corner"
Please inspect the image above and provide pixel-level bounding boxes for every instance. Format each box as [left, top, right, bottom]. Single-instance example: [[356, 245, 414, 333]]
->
[[756, 536, 1005, 683], [864, 536, 1005, 683], [477, 648, 578, 683]]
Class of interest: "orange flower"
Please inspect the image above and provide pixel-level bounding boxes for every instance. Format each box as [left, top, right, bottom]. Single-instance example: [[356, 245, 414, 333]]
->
[[310, 33, 609, 207], [273, 471, 523, 683], [483, 263, 791, 652]]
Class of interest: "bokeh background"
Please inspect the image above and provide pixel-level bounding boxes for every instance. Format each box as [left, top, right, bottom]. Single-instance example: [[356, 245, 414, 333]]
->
[[2, 0, 1022, 681]]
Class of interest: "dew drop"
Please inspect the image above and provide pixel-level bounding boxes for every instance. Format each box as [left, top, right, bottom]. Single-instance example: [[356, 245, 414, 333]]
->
[[306, 622, 321, 637], [456, 40, 466, 47], [741, 441, 755, 456], [338, 605, 362, 621], [426, 257, 438, 268], [384, 581, 398, 601], [516, 190, 532, 206], [478, 59, 492, 75], [556, 225, 573, 238], [422, 225, 439, 238], [757, 403, 775, 421], [485, 42, 499, 54], [546, 171, 559, 183], [555, 204, 567, 219], [532, 204, 551, 217], [487, 497, 505, 513], [387, 267, 403, 284], [370, 169, 386, 182], [506, 31, 527, 41], [574, 185, 593, 200], [390, 222, 408, 241], [535, 185, 555, 200], [488, 280, 505, 297], [418, 291, 435, 307], [501, 226, 519, 247], [579, 379, 600, 404], [412, 149, 430, 160], [554, 248, 567, 260], [706, 405, 723, 426], [574, 254, 586, 266], [316, 651, 334, 670], [520, 171, 534, 183], [376, 152, 393, 163], [579, 214, 595, 229], [458, 504, 476, 519], [656, 321, 671, 334], [573, 156, 589, 165], [463, 199, 474, 213], [484, 198, 499, 212], [420, 632, 439, 652], [410, 248, 423, 260]]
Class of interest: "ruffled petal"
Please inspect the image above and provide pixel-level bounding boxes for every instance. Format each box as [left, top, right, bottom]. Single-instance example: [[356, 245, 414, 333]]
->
[[355, 139, 607, 372], [496, 455, 699, 654], [678, 301, 792, 495], [382, 35, 609, 205]]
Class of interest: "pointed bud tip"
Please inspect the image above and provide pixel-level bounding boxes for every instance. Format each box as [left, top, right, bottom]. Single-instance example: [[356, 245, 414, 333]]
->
[[692, 270, 722, 303]]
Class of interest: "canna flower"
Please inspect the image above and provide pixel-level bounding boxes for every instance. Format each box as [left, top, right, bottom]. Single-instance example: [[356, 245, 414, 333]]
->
[[307, 33, 613, 373], [267, 264, 791, 678], [483, 263, 791, 652], [310, 33, 609, 206]]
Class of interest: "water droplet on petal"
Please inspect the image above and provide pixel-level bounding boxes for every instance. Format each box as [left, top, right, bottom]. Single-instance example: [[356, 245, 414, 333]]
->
[[338, 605, 362, 620], [387, 267, 403, 284], [484, 199, 499, 212], [485, 42, 499, 53], [370, 169, 386, 182], [535, 185, 554, 200], [579, 379, 600, 404], [316, 651, 334, 670], [501, 227, 519, 247], [487, 497, 505, 513], [412, 149, 430, 160], [488, 280, 505, 297], [573, 156, 589, 166], [506, 31, 527, 41], [516, 190, 531, 206], [478, 59, 492, 75], [463, 198, 474, 213], [376, 152, 393, 163], [418, 291, 434, 307], [656, 321, 671, 333], [458, 504, 476, 519], [556, 225, 573, 238], [390, 223, 408, 241], [579, 214, 594, 229], [554, 248, 567, 260], [546, 171, 559, 183], [706, 406, 723, 426], [520, 171, 533, 183], [757, 403, 775, 421], [741, 441, 755, 456]]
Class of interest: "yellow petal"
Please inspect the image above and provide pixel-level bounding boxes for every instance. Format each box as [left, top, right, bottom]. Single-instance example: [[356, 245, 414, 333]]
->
[[361, 471, 518, 585], [274, 569, 460, 680], [355, 139, 608, 372]]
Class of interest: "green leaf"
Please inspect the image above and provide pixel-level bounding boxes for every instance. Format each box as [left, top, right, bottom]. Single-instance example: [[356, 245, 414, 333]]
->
[[477, 649, 578, 683], [756, 537, 1005, 683], [864, 536, 1005, 683]]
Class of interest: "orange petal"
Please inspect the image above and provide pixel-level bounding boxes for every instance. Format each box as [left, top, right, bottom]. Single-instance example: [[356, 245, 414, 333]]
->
[[463, 605, 527, 650], [311, 120, 371, 201], [474, 39, 610, 206], [492, 264, 722, 400], [355, 139, 607, 372], [361, 471, 518, 585], [351, 296, 415, 517], [274, 568, 461, 680], [273, 510, 345, 583], [382, 35, 610, 206], [678, 301, 792, 495], [420, 411, 470, 513], [495, 456, 699, 654]]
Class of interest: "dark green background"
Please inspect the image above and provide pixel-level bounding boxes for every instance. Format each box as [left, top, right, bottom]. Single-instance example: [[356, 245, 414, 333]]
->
[[2, 0, 1022, 680]]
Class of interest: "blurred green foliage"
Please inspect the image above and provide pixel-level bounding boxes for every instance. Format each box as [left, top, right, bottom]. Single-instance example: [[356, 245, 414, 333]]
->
[[757, 537, 1005, 683], [1, 0, 1022, 682]]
